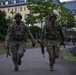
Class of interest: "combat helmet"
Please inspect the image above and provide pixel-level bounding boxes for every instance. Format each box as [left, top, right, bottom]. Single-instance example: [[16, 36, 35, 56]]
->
[[49, 13, 57, 20], [14, 13, 22, 19]]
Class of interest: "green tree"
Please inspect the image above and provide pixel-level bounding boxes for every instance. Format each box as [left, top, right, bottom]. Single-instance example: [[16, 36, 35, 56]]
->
[[29, 26, 41, 38], [0, 10, 9, 40], [58, 3, 75, 28], [66, 16, 75, 28], [27, 0, 55, 28], [25, 14, 36, 26], [26, 0, 75, 28], [10, 10, 15, 19]]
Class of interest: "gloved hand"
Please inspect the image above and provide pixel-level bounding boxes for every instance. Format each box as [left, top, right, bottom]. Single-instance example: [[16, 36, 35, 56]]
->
[[38, 39, 43, 44], [3, 44, 9, 49], [32, 41, 36, 47], [61, 41, 64, 45], [61, 41, 65, 48], [5, 45, 9, 49], [32, 43, 35, 47]]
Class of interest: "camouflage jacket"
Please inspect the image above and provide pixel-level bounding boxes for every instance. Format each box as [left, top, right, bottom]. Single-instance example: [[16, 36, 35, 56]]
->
[[41, 20, 65, 42], [5, 21, 35, 46]]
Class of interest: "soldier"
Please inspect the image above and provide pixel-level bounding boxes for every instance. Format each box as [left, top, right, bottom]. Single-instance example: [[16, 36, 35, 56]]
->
[[4, 13, 36, 71], [72, 37, 75, 47], [41, 13, 65, 71]]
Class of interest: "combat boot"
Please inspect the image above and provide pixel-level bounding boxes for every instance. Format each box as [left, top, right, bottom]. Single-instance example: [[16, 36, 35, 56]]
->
[[18, 58, 21, 65], [18, 53, 24, 65], [55, 55, 59, 59], [14, 66, 18, 71], [50, 66, 54, 71], [50, 64, 54, 71]]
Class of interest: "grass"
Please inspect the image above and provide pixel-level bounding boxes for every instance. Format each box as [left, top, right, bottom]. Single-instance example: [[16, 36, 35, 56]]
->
[[26, 42, 40, 49], [61, 49, 76, 64], [0, 41, 5, 54], [0, 41, 40, 54]]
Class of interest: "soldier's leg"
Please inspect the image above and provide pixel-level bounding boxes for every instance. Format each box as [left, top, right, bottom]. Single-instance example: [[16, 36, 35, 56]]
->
[[11, 45, 19, 71], [46, 46, 55, 71], [12, 53, 18, 71], [54, 46, 60, 59], [49, 57, 55, 71], [18, 43, 25, 65], [18, 53, 24, 65]]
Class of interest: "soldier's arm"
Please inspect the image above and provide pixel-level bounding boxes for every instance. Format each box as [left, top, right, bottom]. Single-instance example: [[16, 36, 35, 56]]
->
[[59, 25, 65, 41], [40, 24, 47, 42], [5, 25, 12, 46], [25, 25, 36, 47], [57, 22, 66, 46]]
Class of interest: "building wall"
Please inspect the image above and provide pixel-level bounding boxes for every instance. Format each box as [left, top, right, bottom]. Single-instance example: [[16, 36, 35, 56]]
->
[[0, 4, 30, 21]]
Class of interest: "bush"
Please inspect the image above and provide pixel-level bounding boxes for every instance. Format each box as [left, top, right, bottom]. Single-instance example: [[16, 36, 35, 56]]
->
[[29, 26, 42, 38], [0, 10, 13, 40]]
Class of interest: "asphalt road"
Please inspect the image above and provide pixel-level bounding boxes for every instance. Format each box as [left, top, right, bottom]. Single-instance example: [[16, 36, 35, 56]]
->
[[0, 46, 76, 75]]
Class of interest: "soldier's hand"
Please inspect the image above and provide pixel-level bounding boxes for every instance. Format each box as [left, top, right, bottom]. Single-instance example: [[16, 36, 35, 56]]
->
[[32, 40, 36, 47], [61, 41, 65, 48], [61, 40, 64, 45], [32, 43, 35, 47], [38, 39, 43, 44], [61, 42, 64, 45], [4, 45, 9, 49]]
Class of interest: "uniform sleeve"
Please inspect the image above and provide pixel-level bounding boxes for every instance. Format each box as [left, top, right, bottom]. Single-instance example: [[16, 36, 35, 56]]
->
[[24, 25, 36, 44], [58, 23, 65, 41], [40, 23, 47, 43], [5, 25, 12, 46], [41, 21, 47, 38]]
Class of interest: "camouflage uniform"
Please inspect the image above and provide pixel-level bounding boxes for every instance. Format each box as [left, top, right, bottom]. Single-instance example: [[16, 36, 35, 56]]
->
[[5, 13, 35, 71], [41, 13, 65, 71]]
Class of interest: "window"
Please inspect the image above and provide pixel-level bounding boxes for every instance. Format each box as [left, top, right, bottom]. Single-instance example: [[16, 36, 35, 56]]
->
[[24, 7, 26, 11], [72, 9, 76, 14], [12, 9, 13, 11], [3, 9, 5, 12], [15, 7, 17, 12], [24, 14, 26, 18], [20, 7, 22, 11], [8, 8, 10, 12], [74, 10, 76, 13]]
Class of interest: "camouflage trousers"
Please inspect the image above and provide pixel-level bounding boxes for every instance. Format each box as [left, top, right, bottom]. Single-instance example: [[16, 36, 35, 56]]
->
[[10, 41, 26, 67], [45, 40, 60, 67]]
